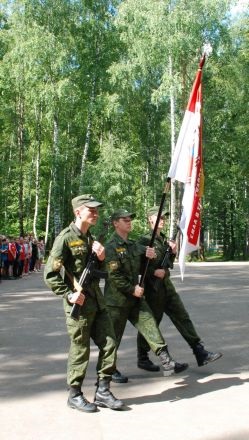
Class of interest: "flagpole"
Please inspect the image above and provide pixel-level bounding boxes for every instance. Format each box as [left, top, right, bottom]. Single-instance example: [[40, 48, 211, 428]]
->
[[140, 52, 208, 286], [139, 177, 171, 287]]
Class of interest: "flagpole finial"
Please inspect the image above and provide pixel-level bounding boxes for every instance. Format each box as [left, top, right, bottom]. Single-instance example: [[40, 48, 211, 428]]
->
[[203, 42, 213, 58], [199, 43, 212, 69]]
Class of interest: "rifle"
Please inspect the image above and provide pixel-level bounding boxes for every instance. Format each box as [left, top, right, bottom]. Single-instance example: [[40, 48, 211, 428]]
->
[[70, 254, 107, 321], [153, 226, 180, 292], [70, 221, 109, 321], [139, 178, 171, 287]]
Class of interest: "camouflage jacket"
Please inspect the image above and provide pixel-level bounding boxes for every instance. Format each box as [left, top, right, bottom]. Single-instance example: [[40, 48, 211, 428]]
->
[[44, 222, 106, 312], [104, 232, 146, 307]]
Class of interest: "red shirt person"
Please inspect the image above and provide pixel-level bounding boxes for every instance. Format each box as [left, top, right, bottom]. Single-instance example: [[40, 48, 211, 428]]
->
[[8, 238, 17, 278]]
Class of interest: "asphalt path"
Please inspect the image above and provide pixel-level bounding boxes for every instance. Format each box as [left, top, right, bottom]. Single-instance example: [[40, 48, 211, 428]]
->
[[1, 262, 249, 440]]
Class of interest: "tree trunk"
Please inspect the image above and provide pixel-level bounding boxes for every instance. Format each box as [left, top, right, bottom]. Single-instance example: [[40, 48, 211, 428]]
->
[[79, 78, 96, 193], [230, 199, 235, 259], [33, 104, 42, 240], [52, 114, 62, 236], [169, 55, 177, 239], [17, 94, 25, 236], [45, 176, 52, 250]]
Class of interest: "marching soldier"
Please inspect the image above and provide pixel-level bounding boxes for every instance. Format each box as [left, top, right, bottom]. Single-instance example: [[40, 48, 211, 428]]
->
[[136, 206, 222, 372], [44, 195, 124, 412], [104, 208, 188, 383]]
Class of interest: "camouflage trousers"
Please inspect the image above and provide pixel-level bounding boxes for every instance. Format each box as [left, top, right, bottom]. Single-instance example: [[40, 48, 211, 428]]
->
[[66, 296, 117, 388], [107, 297, 167, 355], [137, 277, 200, 354]]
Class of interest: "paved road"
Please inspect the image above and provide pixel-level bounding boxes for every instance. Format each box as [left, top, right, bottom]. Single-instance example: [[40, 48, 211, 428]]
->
[[1, 262, 249, 440]]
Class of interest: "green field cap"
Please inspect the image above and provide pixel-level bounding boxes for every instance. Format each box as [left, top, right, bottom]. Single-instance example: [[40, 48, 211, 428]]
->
[[72, 194, 103, 210], [111, 209, 136, 221], [147, 206, 170, 217]]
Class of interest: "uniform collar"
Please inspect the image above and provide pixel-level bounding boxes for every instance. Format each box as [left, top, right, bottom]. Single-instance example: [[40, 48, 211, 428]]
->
[[112, 231, 133, 245], [70, 221, 91, 238]]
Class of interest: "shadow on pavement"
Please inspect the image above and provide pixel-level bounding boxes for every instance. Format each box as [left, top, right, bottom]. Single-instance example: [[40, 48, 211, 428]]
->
[[123, 373, 249, 406]]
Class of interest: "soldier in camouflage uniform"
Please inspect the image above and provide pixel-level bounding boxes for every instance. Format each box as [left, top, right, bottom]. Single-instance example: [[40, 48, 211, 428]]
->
[[136, 206, 222, 373], [44, 195, 124, 413], [104, 208, 188, 383]]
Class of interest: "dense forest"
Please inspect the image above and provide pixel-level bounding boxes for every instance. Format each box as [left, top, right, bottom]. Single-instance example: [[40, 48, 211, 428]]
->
[[0, 0, 248, 259]]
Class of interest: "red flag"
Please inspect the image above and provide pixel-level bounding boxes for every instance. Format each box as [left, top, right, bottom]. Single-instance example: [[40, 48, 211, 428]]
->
[[168, 55, 205, 279]]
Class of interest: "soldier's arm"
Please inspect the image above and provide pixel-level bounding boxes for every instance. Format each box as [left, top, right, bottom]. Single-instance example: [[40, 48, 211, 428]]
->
[[43, 235, 72, 299]]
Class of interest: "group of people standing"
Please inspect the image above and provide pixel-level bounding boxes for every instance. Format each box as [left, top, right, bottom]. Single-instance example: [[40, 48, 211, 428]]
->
[[0, 235, 45, 282], [44, 194, 222, 413]]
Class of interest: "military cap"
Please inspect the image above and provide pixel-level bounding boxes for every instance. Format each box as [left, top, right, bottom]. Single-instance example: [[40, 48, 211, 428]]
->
[[147, 206, 170, 217], [71, 194, 103, 210], [111, 209, 136, 221]]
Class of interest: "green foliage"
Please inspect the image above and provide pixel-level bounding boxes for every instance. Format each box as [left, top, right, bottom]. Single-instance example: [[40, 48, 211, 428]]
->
[[0, 0, 248, 259]]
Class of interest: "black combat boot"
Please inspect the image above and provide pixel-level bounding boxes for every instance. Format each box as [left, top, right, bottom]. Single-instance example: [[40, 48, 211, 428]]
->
[[193, 342, 223, 367], [158, 347, 189, 376], [67, 386, 97, 413], [137, 349, 160, 372], [111, 369, 128, 383], [94, 379, 124, 410]]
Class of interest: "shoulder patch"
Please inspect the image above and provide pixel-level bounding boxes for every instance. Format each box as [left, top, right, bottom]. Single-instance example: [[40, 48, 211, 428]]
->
[[52, 258, 64, 272]]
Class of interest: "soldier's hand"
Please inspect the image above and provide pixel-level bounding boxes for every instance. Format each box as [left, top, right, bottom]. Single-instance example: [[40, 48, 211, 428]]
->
[[168, 240, 177, 254], [92, 240, 105, 261], [133, 284, 144, 298], [68, 291, 85, 306], [145, 246, 156, 259], [154, 269, 166, 279]]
